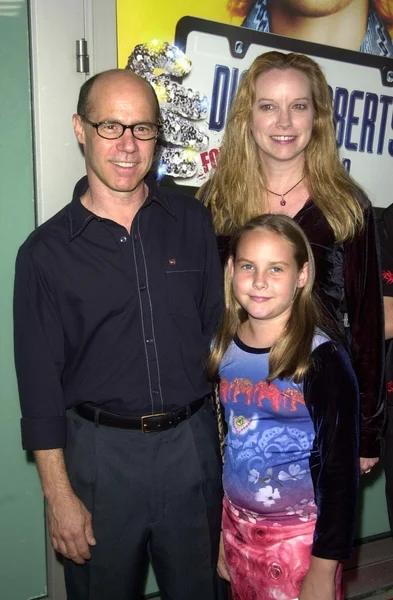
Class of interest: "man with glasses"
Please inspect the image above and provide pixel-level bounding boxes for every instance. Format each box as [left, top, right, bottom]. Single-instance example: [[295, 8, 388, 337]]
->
[[14, 69, 223, 600]]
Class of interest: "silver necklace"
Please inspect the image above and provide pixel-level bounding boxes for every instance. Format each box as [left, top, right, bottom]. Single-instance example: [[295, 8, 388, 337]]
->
[[267, 176, 305, 206]]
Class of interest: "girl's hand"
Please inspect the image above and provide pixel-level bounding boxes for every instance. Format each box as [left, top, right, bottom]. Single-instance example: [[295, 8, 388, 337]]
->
[[217, 532, 231, 582], [299, 556, 337, 600]]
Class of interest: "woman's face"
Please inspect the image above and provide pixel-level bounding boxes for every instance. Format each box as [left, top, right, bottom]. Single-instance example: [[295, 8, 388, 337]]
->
[[250, 68, 315, 168]]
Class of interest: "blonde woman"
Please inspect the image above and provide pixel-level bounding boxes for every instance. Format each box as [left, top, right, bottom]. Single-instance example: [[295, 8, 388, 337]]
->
[[198, 50, 384, 473], [208, 214, 359, 600]]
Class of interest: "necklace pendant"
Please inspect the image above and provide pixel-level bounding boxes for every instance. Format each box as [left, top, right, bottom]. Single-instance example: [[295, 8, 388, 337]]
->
[[267, 176, 305, 208]]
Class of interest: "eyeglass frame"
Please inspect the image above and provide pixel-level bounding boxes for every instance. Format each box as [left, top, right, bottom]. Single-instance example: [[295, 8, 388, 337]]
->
[[79, 116, 161, 140]]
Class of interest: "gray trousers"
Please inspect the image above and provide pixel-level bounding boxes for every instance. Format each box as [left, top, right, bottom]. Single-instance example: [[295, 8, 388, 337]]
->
[[63, 399, 223, 600]]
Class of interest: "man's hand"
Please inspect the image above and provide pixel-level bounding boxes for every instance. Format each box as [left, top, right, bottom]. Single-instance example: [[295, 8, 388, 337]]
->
[[217, 532, 230, 582], [299, 556, 337, 600], [360, 456, 379, 474], [34, 448, 96, 565], [47, 490, 96, 564]]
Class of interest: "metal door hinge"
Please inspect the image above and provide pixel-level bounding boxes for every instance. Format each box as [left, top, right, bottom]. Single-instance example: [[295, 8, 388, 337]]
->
[[76, 39, 90, 74]]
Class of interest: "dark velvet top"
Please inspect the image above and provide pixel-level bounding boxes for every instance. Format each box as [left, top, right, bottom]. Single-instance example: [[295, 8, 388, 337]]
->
[[218, 196, 385, 457]]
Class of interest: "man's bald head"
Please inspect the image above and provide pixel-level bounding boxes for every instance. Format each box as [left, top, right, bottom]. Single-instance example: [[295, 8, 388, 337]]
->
[[77, 69, 160, 122]]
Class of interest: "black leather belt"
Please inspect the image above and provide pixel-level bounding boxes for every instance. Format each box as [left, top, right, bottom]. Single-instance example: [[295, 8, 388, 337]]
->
[[74, 396, 209, 433]]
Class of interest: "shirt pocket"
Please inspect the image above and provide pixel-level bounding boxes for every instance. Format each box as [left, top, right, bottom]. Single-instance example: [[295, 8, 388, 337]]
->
[[165, 258, 204, 318]]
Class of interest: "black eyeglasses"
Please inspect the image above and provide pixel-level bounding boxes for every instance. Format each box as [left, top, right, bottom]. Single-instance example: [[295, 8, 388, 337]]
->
[[80, 116, 160, 140]]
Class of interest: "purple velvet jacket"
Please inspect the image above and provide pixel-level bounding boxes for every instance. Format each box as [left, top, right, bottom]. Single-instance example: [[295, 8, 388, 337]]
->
[[218, 196, 385, 457]]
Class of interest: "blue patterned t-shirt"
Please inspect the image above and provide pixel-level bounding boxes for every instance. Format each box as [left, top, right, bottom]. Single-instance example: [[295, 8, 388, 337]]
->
[[219, 333, 329, 525]]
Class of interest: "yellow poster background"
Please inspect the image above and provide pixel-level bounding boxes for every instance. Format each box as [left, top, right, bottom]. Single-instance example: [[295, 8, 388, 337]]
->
[[117, 0, 242, 67]]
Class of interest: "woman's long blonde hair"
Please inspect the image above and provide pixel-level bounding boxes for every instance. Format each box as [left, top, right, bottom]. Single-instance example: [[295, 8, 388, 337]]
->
[[197, 51, 364, 241], [207, 214, 322, 383]]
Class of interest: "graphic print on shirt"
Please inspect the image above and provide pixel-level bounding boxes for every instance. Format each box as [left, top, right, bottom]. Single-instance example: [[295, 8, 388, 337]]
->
[[219, 338, 324, 525], [382, 270, 393, 285]]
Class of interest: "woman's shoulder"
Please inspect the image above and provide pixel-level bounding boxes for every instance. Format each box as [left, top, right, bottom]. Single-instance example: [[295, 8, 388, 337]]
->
[[350, 185, 371, 211]]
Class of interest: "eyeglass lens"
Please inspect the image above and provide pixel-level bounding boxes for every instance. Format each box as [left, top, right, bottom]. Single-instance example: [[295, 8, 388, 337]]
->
[[97, 122, 158, 140]]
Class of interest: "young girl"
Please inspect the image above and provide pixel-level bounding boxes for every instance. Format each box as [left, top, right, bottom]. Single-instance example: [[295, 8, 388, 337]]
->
[[209, 214, 359, 600]]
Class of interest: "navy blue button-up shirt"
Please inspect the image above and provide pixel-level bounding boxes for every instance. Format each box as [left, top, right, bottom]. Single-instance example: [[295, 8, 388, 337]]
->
[[14, 176, 223, 450]]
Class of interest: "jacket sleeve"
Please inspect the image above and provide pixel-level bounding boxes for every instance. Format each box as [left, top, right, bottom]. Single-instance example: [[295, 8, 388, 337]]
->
[[304, 342, 359, 560], [344, 202, 385, 457], [13, 241, 67, 451]]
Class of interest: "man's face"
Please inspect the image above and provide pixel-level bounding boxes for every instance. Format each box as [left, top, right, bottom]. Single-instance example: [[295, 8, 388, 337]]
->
[[73, 74, 158, 198]]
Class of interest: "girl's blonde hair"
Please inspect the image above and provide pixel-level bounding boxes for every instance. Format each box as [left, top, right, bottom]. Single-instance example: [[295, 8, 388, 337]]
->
[[197, 51, 364, 241], [208, 214, 322, 384]]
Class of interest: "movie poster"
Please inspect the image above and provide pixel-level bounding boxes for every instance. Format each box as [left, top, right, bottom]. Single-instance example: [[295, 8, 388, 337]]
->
[[117, 0, 393, 207]]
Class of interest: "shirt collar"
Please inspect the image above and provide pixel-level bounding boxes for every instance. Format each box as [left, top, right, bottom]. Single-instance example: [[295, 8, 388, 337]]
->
[[68, 175, 176, 240]]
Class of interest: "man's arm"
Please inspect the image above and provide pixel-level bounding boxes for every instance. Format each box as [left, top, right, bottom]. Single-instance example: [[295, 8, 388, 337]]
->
[[14, 242, 67, 449], [14, 240, 95, 563], [35, 449, 96, 564]]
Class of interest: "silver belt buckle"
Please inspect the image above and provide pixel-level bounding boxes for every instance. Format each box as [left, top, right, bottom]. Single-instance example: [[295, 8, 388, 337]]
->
[[141, 412, 166, 433]]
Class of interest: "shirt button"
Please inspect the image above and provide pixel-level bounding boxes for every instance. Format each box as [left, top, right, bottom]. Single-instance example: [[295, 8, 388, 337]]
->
[[120, 236, 127, 243], [146, 338, 153, 344], [134, 233, 138, 240], [152, 390, 159, 396], [139, 285, 147, 291]]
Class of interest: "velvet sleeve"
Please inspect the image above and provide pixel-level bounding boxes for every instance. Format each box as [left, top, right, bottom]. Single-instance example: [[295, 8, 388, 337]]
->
[[304, 341, 359, 560], [343, 201, 385, 457]]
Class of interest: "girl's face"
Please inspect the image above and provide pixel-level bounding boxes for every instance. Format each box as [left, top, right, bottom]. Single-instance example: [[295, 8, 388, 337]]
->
[[250, 68, 314, 168], [228, 229, 308, 325]]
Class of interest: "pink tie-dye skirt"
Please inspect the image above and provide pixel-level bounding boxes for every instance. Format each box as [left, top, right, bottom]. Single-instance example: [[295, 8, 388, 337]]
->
[[222, 497, 343, 600]]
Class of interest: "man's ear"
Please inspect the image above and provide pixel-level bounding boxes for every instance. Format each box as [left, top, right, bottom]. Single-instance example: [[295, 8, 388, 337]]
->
[[73, 114, 86, 145]]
